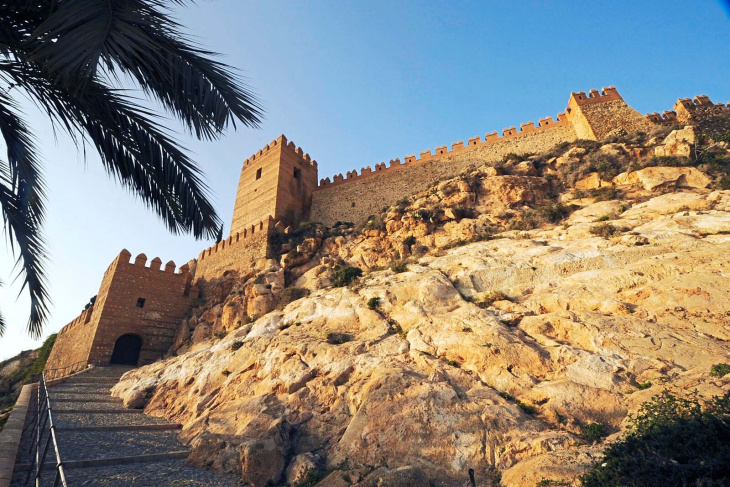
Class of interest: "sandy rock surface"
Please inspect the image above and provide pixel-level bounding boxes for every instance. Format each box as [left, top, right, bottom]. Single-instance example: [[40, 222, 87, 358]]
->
[[113, 188, 730, 486]]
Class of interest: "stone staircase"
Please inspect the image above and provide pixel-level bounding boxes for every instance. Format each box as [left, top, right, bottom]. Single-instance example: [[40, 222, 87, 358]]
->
[[11, 366, 237, 486]]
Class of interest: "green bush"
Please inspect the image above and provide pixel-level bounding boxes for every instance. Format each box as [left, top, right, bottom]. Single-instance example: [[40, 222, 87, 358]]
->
[[636, 381, 653, 390], [367, 297, 381, 310], [536, 479, 570, 487], [538, 201, 576, 224], [710, 363, 730, 378], [580, 422, 608, 444], [412, 208, 435, 221], [390, 261, 408, 273], [280, 287, 309, 306], [332, 266, 362, 287], [581, 391, 730, 487]]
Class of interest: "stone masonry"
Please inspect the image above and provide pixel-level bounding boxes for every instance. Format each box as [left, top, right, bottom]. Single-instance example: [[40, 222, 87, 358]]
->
[[45, 250, 199, 372]]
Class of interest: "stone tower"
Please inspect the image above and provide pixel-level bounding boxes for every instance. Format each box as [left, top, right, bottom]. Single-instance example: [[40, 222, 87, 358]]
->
[[230, 134, 318, 235]]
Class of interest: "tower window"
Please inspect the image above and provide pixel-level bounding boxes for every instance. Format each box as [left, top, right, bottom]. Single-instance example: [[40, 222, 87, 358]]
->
[[293, 168, 301, 180], [255, 168, 262, 180], [136, 298, 146, 308]]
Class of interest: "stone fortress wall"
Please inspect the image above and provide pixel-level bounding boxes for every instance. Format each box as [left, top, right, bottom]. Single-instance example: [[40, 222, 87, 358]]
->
[[45, 250, 199, 372], [195, 216, 276, 283], [310, 87, 654, 226]]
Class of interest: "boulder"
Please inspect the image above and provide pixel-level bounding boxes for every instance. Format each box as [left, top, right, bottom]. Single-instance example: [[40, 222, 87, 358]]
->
[[575, 172, 613, 190], [240, 418, 293, 486], [613, 166, 710, 190]]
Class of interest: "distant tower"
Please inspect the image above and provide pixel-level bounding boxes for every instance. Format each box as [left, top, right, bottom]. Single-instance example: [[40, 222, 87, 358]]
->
[[230, 134, 318, 235]]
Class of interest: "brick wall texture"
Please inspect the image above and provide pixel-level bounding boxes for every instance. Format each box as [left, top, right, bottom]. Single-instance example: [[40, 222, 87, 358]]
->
[[46, 250, 198, 371], [310, 122, 577, 226], [195, 217, 275, 283]]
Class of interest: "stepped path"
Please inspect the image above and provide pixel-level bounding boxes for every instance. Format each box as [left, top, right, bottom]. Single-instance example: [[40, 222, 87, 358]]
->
[[11, 366, 238, 486]]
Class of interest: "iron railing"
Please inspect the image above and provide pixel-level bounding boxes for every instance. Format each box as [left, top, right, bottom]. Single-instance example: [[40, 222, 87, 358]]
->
[[43, 361, 88, 382], [22, 372, 68, 487]]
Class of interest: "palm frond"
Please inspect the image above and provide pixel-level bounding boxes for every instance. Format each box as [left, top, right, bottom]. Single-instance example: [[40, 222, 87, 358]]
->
[[28, 0, 262, 138], [2, 61, 221, 238], [0, 95, 49, 338]]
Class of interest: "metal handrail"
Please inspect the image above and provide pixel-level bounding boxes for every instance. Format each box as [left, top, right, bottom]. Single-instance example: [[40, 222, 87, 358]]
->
[[44, 361, 88, 381], [23, 372, 68, 487]]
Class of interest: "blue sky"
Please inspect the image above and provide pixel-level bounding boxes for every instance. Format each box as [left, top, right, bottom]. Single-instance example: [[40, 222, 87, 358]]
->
[[1, 0, 729, 360]]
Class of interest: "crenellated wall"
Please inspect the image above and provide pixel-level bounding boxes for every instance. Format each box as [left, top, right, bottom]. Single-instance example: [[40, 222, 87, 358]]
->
[[46, 249, 199, 373], [231, 135, 318, 236], [195, 216, 276, 283], [310, 121, 576, 226], [317, 113, 570, 190], [565, 87, 654, 140], [674, 95, 730, 133]]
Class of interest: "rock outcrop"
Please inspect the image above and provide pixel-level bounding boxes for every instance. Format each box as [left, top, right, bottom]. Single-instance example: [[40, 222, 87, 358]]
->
[[113, 128, 730, 486]]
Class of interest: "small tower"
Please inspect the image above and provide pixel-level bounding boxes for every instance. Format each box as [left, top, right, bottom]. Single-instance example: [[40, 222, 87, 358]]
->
[[230, 135, 318, 235]]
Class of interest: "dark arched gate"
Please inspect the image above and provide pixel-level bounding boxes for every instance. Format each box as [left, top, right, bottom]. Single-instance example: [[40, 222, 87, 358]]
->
[[110, 334, 142, 366]]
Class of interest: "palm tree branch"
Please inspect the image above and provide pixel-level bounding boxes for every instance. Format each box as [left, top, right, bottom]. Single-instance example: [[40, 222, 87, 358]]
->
[[2, 61, 220, 238], [27, 0, 262, 138], [0, 179, 50, 338]]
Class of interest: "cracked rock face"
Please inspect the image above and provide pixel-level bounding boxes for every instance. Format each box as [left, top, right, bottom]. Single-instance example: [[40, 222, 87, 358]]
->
[[112, 191, 730, 486]]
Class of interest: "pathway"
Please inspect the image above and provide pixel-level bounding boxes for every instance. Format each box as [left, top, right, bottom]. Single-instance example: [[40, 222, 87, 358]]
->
[[10, 366, 238, 486]]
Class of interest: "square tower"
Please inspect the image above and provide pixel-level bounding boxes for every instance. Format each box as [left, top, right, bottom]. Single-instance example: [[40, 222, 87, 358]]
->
[[230, 134, 318, 235]]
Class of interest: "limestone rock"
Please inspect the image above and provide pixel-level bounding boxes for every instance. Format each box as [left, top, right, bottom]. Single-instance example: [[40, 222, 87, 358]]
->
[[285, 452, 320, 486], [240, 418, 293, 486], [574, 172, 613, 190], [359, 466, 430, 486], [112, 189, 730, 487], [613, 166, 710, 190]]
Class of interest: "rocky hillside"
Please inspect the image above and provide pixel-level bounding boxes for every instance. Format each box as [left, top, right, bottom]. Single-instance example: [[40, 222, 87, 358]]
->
[[0, 334, 55, 432], [113, 126, 730, 486]]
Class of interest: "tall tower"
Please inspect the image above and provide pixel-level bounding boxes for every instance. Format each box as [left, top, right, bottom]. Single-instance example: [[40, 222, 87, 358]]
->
[[230, 134, 318, 235]]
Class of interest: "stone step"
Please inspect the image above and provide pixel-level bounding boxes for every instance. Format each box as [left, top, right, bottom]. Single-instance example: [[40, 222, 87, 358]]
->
[[54, 412, 175, 429], [51, 398, 121, 404], [13, 458, 240, 487], [55, 423, 182, 432], [53, 408, 143, 414], [54, 429, 189, 462], [14, 450, 190, 472], [58, 377, 119, 384]]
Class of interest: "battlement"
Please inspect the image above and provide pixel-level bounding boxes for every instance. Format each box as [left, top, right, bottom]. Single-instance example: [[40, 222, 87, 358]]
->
[[645, 111, 679, 124], [241, 134, 317, 171], [316, 111, 570, 189], [198, 216, 277, 262], [103, 249, 191, 277], [195, 216, 276, 283], [567, 86, 622, 108], [58, 305, 95, 334], [674, 95, 729, 112]]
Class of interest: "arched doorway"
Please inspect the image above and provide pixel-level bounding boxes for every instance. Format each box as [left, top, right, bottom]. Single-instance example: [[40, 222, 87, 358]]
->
[[110, 334, 142, 365]]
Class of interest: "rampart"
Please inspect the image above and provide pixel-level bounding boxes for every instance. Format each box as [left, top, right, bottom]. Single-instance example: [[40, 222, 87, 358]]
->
[[311, 118, 576, 225], [46, 249, 199, 372], [195, 216, 276, 283], [310, 87, 653, 226]]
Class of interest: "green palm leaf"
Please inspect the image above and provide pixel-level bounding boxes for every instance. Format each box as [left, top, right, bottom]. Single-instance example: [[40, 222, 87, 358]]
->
[[0, 0, 263, 337]]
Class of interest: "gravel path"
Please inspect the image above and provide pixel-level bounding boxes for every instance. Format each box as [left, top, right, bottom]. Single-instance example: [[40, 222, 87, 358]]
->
[[10, 366, 239, 486]]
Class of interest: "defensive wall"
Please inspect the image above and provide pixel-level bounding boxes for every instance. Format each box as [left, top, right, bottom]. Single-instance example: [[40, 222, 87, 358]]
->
[[46, 249, 199, 372], [310, 87, 654, 226], [195, 215, 276, 283]]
